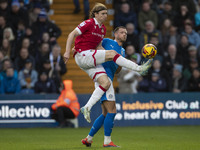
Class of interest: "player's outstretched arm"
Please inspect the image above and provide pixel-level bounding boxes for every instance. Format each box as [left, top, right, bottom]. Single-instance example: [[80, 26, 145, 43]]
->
[[64, 29, 79, 64]]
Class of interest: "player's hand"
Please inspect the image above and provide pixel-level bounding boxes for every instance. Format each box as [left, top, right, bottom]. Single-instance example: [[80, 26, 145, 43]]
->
[[63, 51, 70, 64]]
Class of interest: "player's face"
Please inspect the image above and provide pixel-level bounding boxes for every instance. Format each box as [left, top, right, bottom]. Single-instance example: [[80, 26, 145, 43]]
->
[[95, 10, 107, 23], [115, 28, 127, 42]]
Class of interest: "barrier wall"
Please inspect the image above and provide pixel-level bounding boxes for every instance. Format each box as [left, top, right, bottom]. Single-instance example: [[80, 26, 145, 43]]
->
[[0, 93, 200, 128]]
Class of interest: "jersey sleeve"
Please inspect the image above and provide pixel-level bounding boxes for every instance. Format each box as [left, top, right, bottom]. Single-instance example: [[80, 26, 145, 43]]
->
[[76, 20, 92, 35], [121, 48, 126, 57]]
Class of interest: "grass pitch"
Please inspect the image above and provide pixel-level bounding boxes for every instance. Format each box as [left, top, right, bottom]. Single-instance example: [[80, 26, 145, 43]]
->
[[0, 126, 200, 150]]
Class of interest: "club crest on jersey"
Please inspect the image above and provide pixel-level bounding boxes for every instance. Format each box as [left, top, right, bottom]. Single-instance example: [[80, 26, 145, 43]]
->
[[109, 94, 113, 99]]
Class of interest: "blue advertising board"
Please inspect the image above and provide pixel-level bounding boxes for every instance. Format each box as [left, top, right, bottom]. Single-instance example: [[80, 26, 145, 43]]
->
[[78, 93, 200, 127], [0, 93, 200, 128]]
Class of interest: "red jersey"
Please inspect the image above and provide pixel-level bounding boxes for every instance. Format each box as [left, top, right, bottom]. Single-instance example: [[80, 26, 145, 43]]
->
[[75, 18, 106, 52]]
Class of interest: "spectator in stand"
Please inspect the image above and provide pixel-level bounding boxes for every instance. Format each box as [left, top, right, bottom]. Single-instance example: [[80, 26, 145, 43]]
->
[[183, 58, 199, 80], [9, 0, 29, 32], [173, 0, 196, 16], [187, 45, 200, 65], [170, 64, 187, 93], [20, 37, 35, 57], [0, 38, 13, 59], [35, 42, 50, 71], [174, 4, 194, 32], [163, 44, 183, 77], [149, 35, 164, 57], [14, 47, 35, 71], [114, 2, 137, 29], [158, 1, 175, 27], [73, 0, 89, 20], [177, 35, 191, 65], [18, 59, 38, 94], [160, 18, 172, 51], [0, 15, 10, 46], [187, 68, 200, 91], [194, 0, 200, 32], [138, 71, 167, 93], [15, 20, 26, 43], [125, 44, 141, 64], [113, 0, 134, 14], [117, 54, 141, 93], [3, 27, 16, 59], [138, 1, 158, 31], [123, 23, 139, 50], [0, 0, 10, 19], [51, 80, 80, 128], [0, 51, 4, 71], [23, 26, 37, 54], [49, 44, 67, 76], [31, 9, 61, 44], [148, 59, 170, 91], [139, 20, 162, 50], [34, 71, 56, 94], [3, 27, 15, 43], [41, 59, 62, 93], [0, 58, 18, 79], [30, 0, 50, 12], [167, 25, 180, 49], [182, 23, 200, 48], [29, 2, 42, 25], [0, 67, 21, 94], [41, 32, 56, 47]]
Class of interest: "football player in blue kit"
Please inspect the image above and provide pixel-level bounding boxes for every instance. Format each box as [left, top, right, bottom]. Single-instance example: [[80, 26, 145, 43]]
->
[[81, 26, 148, 147]]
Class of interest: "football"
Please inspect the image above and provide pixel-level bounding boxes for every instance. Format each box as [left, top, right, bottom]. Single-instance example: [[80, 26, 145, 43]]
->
[[141, 44, 157, 59]]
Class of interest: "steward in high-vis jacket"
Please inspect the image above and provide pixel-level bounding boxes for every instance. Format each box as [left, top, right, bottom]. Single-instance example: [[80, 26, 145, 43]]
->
[[51, 80, 80, 127]]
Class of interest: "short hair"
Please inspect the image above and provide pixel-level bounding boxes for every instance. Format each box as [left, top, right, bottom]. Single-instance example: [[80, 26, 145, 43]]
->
[[90, 3, 107, 18], [114, 26, 126, 33]]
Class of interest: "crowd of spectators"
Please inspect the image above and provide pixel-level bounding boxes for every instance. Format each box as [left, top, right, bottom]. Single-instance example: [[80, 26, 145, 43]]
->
[[0, 0, 66, 94], [115, 0, 200, 93]]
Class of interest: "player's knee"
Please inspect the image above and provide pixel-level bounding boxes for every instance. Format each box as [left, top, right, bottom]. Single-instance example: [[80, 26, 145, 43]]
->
[[101, 79, 111, 90], [105, 50, 117, 61]]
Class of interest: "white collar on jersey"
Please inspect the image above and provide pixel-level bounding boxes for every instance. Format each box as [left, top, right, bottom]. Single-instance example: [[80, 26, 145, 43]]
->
[[93, 18, 102, 28]]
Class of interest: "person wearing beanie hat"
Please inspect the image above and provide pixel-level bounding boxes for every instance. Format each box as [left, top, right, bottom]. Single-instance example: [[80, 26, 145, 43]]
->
[[11, 0, 20, 8], [38, 8, 47, 19], [31, 8, 61, 42]]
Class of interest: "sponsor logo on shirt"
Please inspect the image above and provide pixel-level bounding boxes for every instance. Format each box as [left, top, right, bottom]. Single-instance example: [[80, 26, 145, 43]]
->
[[92, 32, 104, 38]]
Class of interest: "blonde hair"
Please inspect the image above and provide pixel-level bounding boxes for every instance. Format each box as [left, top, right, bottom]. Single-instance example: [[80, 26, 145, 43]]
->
[[90, 3, 107, 18], [3, 27, 15, 41]]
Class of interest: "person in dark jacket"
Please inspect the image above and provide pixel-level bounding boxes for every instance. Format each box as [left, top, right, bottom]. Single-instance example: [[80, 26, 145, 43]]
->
[[14, 47, 35, 71], [34, 72, 56, 93], [31, 9, 61, 44]]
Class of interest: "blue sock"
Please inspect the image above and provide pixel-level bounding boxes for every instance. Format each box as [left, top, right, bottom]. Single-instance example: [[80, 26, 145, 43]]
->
[[89, 114, 105, 136], [104, 113, 116, 136]]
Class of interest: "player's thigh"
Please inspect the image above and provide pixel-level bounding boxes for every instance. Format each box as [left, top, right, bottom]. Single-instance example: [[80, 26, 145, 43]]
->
[[75, 50, 105, 69], [83, 64, 107, 81]]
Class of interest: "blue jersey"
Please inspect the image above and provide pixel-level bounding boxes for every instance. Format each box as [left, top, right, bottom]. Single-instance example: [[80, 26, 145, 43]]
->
[[102, 38, 125, 81]]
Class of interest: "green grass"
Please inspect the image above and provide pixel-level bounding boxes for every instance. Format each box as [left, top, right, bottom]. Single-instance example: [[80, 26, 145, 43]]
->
[[0, 126, 200, 150]]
